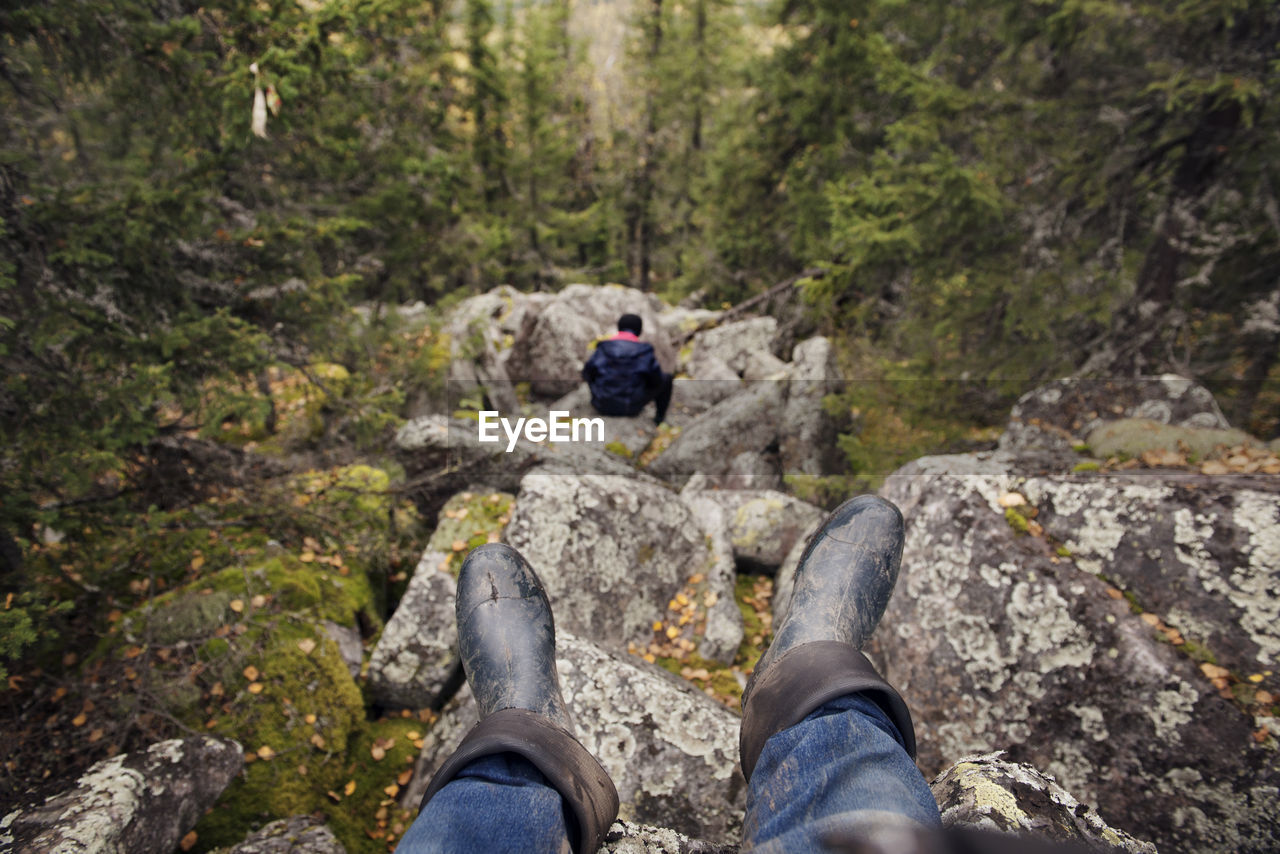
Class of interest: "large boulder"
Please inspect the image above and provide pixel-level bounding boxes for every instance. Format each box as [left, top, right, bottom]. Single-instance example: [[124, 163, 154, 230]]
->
[[506, 473, 730, 654], [931, 752, 1156, 852], [444, 286, 552, 414], [648, 383, 785, 487], [780, 336, 842, 476], [874, 456, 1280, 853], [999, 375, 1230, 460], [1020, 472, 1280, 676], [514, 284, 675, 398], [1, 737, 243, 854], [687, 317, 779, 377], [368, 549, 461, 710], [226, 816, 347, 854], [402, 633, 746, 844], [682, 488, 825, 572], [602, 821, 735, 853]]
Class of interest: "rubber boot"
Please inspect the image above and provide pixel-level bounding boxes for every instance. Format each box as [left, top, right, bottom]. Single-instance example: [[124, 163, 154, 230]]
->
[[739, 495, 917, 782], [419, 544, 619, 854]]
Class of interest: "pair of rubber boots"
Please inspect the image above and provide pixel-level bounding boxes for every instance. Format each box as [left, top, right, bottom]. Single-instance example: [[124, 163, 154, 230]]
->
[[418, 495, 916, 854]]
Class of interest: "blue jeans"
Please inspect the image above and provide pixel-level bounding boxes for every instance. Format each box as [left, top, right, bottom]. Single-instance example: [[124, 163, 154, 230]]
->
[[396, 693, 941, 853]]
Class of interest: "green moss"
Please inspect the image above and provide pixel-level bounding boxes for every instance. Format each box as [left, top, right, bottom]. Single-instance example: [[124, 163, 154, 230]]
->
[[1004, 506, 1030, 535], [1072, 443, 1091, 454], [735, 574, 770, 674], [1055, 545, 1073, 558], [636, 543, 656, 565], [427, 491, 515, 577], [604, 440, 634, 459], [1071, 461, 1101, 473], [1178, 639, 1218, 666], [1122, 589, 1143, 614]]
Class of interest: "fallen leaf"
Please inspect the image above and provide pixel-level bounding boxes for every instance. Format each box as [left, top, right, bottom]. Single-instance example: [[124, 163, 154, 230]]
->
[[371, 745, 386, 761], [451, 540, 466, 552], [1255, 690, 1274, 705], [344, 779, 357, 796], [180, 830, 198, 851], [665, 626, 679, 639], [997, 492, 1026, 508], [311, 733, 327, 749], [327, 790, 342, 803], [1200, 662, 1230, 680], [305, 713, 317, 725], [1139, 613, 1161, 628], [257, 745, 275, 760], [190, 556, 205, 572], [229, 599, 244, 613], [72, 712, 87, 727], [1201, 460, 1229, 475], [243, 665, 260, 681], [297, 638, 317, 655], [251, 594, 267, 608], [384, 783, 400, 797], [398, 769, 413, 785], [1254, 727, 1270, 744], [300, 550, 316, 563], [87, 728, 104, 743], [247, 682, 264, 694], [1248, 673, 1265, 683], [1105, 587, 1124, 600], [652, 621, 663, 632]]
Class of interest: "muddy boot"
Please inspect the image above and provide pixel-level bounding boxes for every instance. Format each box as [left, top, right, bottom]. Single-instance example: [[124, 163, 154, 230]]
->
[[419, 544, 619, 854], [739, 495, 917, 781]]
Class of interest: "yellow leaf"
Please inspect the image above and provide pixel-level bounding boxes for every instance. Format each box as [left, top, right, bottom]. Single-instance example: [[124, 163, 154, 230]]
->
[[297, 638, 317, 655], [190, 556, 205, 571], [300, 550, 316, 563], [652, 621, 663, 632], [311, 733, 327, 749], [243, 665, 260, 681], [72, 712, 87, 727], [251, 594, 267, 608], [665, 626, 679, 639], [344, 779, 357, 796], [398, 769, 413, 786], [247, 682, 264, 694], [305, 713, 317, 725], [257, 745, 275, 760], [451, 540, 466, 552], [180, 830, 198, 852], [1249, 674, 1265, 683], [384, 783, 400, 797], [229, 599, 245, 613], [371, 745, 386, 761]]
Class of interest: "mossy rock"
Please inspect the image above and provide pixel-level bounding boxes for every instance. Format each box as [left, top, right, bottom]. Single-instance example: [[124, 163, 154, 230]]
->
[[1086, 418, 1257, 461], [426, 490, 514, 577], [292, 465, 399, 534]]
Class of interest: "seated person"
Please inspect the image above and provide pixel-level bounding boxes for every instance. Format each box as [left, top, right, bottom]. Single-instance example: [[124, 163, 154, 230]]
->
[[581, 314, 673, 425]]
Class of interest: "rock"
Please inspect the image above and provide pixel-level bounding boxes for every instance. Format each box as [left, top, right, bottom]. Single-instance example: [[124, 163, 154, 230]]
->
[[1020, 472, 1280, 676], [648, 383, 785, 487], [506, 473, 729, 654], [444, 286, 550, 414], [1, 737, 242, 854], [931, 752, 1156, 852], [679, 494, 748, 664], [657, 306, 723, 343], [226, 815, 347, 854], [602, 820, 737, 853], [403, 633, 746, 844], [686, 489, 825, 572], [780, 337, 842, 476], [515, 284, 675, 398], [687, 318, 778, 377], [1085, 418, 1259, 461], [394, 414, 642, 500], [999, 375, 1230, 459], [874, 456, 1280, 853], [321, 620, 363, 679], [368, 550, 461, 709]]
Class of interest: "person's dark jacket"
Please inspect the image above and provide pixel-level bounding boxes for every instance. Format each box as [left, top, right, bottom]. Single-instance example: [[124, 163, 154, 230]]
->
[[581, 337, 665, 417]]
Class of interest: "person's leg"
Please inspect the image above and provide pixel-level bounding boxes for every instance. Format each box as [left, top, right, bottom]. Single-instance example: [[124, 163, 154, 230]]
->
[[653, 372, 673, 424], [742, 694, 940, 853], [396, 753, 571, 854], [739, 495, 936, 853], [400, 544, 618, 854]]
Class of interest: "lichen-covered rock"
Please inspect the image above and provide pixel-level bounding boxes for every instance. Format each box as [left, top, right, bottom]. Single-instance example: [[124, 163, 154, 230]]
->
[[403, 633, 746, 844], [601, 820, 737, 853], [515, 284, 675, 398], [225, 815, 347, 854], [1085, 418, 1259, 461], [1019, 472, 1280, 674], [648, 383, 785, 487], [780, 336, 842, 476], [1, 736, 242, 854], [506, 473, 728, 653], [684, 489, 825, 572], [875, 456, 1280, 853], [931, 752, 1156, 852], [999, 375, 1229, 458], [687, 317, 778, 377], [368, 550, 460, 709], [679, 494, 748, 664]]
